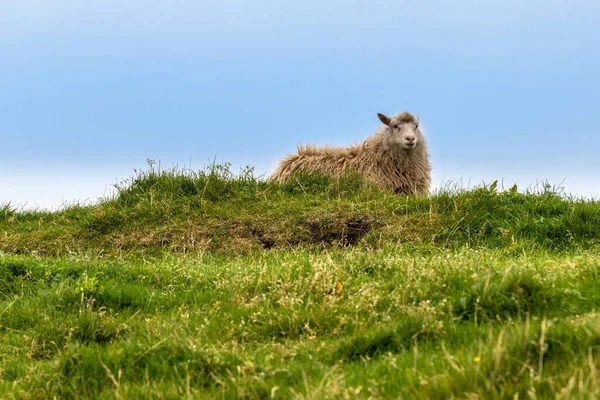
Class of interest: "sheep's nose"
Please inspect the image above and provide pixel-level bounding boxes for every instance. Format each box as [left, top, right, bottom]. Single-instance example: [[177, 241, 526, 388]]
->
[[405, 136, 415, 143]]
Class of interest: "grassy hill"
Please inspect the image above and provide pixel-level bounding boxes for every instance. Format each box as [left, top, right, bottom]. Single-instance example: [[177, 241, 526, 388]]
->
[[1, 164, 599, 399]]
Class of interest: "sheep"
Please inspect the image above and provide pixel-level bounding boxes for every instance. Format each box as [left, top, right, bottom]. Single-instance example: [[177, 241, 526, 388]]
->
[[269, 111, 431, 195]]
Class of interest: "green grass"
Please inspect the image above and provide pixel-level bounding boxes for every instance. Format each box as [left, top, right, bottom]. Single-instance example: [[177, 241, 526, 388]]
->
[[1, 163, 599, 399]]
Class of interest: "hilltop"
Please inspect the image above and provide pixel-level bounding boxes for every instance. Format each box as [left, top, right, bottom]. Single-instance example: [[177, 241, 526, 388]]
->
[[1, 163, 599, 257]]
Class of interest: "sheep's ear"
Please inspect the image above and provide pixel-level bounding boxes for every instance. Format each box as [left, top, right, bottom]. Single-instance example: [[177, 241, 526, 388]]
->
[[377, 113, 391, 126], [413, 114, 420, 127]]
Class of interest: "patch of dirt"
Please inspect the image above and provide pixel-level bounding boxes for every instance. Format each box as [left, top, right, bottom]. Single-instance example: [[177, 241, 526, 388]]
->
[[307, 215, 373, 246], [110, 214, 376, 255], [251, 227, 275, 250]]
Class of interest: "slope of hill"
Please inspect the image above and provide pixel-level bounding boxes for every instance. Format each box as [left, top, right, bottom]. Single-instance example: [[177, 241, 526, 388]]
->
[[1, 165, 599, 398]]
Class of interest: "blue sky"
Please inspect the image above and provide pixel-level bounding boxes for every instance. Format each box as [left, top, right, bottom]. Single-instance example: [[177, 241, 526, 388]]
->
[[1, 0, 599, 209]]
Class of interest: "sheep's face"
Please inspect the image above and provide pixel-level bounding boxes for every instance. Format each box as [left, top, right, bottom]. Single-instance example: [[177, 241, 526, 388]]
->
[[377, 112, 422, 150]]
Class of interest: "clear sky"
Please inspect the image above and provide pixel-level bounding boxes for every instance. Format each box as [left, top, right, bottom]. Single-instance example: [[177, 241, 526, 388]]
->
[[2, 0, 599, 209]]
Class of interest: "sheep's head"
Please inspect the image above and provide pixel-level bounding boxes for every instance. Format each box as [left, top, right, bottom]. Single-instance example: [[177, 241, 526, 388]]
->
[[377, 111, 422, 150]]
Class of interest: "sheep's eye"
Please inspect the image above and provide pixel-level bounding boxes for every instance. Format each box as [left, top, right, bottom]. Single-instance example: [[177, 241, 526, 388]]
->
[[393, 125, 399, 129]]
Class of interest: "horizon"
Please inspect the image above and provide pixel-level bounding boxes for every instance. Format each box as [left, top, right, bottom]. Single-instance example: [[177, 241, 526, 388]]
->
[[2, 161, 597, 212], [2, 0, 599, 210]]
